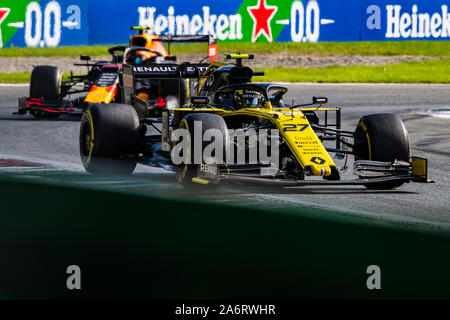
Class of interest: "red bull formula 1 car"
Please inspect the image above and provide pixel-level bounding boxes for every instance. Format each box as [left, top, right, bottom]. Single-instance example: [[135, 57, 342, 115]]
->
[[17, 27, 217, 119]]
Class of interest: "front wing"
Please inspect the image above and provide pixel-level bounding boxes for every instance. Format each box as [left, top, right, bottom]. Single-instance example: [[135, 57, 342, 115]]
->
[[16, 97, 83, 116], [193, 157, 433, 187]]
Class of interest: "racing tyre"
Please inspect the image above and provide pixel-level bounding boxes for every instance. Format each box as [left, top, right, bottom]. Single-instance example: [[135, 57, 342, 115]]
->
[[79, 103, 140, 175], [353, 113, 410, 189], [175, 113, 229, 187], [29, 66, 62, 119]]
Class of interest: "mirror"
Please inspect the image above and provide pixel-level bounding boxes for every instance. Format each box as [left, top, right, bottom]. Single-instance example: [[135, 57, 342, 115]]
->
[[313, 96, 328, 104], [191, 96, 209, 105], [165, 55, 177, 61]]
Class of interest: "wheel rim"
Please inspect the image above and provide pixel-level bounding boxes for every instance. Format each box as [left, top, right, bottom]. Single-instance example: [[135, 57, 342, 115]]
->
[[80, 110, 95, 168]]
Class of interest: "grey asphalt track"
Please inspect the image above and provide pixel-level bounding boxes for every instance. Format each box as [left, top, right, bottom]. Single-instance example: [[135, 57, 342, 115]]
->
[[0, 83, 449, 230]]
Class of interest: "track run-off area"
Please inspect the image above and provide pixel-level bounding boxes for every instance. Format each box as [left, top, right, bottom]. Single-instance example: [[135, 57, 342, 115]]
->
[[0, 83, 449, 232]]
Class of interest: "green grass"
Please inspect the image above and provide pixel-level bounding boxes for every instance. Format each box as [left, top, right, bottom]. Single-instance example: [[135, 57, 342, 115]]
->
[[0, 72, 80, 83], [0, 45, 117, 57], [259, 58, 450, 83], [2, 59, 449, 84], [213, 41, 450, 57], [0, 73, 30, 83], [1, 41, 449, 57]]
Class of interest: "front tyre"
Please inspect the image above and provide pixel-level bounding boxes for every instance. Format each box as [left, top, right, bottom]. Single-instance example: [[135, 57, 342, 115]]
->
[[79, 104, 140, 175], [29, 66, 62, 119], [353, 113, 410, 189], [175, 113, 229, 187]]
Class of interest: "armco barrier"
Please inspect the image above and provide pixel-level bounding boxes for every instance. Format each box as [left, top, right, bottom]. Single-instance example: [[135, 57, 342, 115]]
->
[[1, 0, 449, 48], [0, 173, 449, 299]]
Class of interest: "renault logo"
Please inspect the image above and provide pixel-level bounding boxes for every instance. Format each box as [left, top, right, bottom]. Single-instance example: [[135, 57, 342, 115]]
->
[[310, 157, 326, 165]]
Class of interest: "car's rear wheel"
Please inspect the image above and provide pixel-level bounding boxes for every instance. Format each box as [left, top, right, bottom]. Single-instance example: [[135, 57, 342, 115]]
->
[[175, 113, 229, 187], [29, 66, 62, 119], [79, 103, 140, 175], [353, 113, 410, 189]]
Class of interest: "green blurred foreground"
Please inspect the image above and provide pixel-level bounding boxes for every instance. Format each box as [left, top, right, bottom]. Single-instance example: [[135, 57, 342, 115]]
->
[[0, 173, 449, 299]]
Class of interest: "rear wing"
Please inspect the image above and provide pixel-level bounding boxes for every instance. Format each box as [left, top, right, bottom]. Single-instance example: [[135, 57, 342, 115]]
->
[[130, 26, 218, 62], [158, 34, 217, 62], [120, 63, 210, 109], [158, 34, 215, 44], [129, 63, 210, 79]]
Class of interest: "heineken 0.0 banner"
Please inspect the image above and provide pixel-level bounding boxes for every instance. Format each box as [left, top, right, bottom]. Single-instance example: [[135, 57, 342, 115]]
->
[[1, 0, 449, 48], [0, 0, 89, 47]]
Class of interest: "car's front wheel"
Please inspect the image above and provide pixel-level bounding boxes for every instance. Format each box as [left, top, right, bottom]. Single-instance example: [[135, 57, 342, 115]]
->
[[79, 103, 140, 175], [353, 113, 411, 189], [175, 113, 229, 187], [29, 65, 62, 119]]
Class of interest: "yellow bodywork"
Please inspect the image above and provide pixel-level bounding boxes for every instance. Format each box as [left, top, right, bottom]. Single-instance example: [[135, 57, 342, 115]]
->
[[176, 103, 338, 177], [195, 62, 227, 93], [411, 157, 428, 181]]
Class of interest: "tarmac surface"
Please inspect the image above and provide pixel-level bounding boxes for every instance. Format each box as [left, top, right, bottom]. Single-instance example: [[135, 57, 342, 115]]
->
[[0, 83, 449, 231]]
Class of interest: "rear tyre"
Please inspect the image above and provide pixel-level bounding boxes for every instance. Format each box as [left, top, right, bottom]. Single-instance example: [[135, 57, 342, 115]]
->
[[353, 113, 410, 189], [30, 66, 62, 119], [175, 113, 229, 187], [79, 104, 140, 175]]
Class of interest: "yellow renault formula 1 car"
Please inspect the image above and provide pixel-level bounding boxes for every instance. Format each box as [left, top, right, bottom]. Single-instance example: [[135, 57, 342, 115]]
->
[[79, 54, 432, 189]]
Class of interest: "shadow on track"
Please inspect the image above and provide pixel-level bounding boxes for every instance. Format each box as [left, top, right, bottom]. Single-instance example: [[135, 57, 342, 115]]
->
[[0, 170, 417, 204], [220, 184, 416, 195]]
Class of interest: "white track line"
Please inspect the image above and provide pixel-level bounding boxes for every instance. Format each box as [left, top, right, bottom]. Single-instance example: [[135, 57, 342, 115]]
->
[[0, 153, 84, 171], [1, 82, 449, 87], [417, 110, 450, 120], [0, 83, 29, 87], [277, 82, 450, 87]]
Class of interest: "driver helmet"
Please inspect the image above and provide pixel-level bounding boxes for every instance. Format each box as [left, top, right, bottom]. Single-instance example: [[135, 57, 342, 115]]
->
[[125, 50, 156, 64], [233, 89, 265, 109]]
